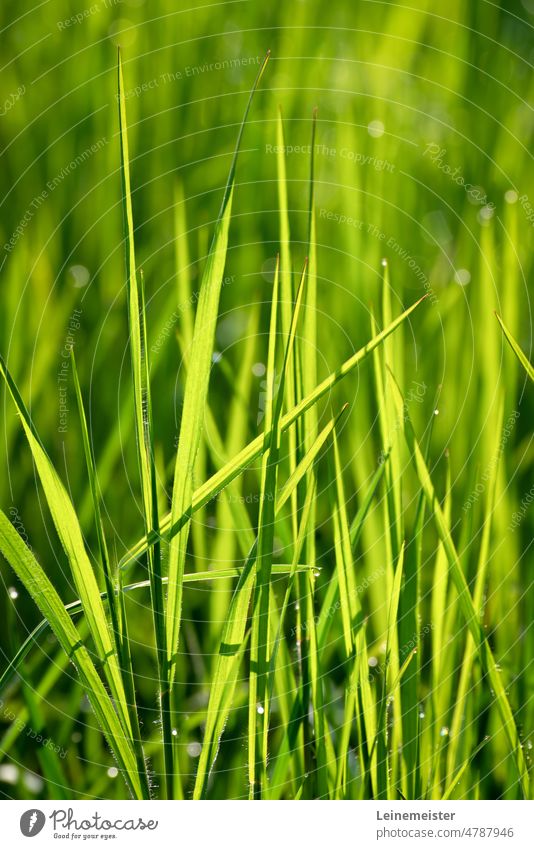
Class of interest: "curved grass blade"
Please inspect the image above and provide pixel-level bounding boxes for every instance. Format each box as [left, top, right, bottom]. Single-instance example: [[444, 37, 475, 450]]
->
[[0, 354, 132, 745], [71, 350, 151, 799], [0, 511, 142, 799]]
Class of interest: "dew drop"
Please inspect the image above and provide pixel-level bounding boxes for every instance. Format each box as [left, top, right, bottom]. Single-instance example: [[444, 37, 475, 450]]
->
[[454, 268, 471, 287], [23, 772, 44, 793], [107, 767, 119, 778], [68, 264, 90, 288], [187, 741, 202, 757], [368, 120, 385, 138], [8, 587, 18, 600], [256, 704, 265, 715], [0, 764, 19, 784], [440, 726, 449, 737]]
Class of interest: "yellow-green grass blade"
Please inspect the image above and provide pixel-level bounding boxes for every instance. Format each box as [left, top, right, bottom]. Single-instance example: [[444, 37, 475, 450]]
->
[[429, 451, 452, 795], [121, 295, 428, 569], [317, 457, 388, 657], [495, 313, 534, 382], [446, 396, 504, 781], [398, 419, 434, 799], [207, 308, 259, 632], [0, 354, 132, 744], [441, 736, 491, 801], [70, 352, 119, 651], [275, 109, 298, 539], [117, 50, 170, 795], [387, 368, 530, 799], [174, 180, 194, 354], [292, 113, 319, 795], [165, 52, 270, 710], [0, 511, 142, 799]]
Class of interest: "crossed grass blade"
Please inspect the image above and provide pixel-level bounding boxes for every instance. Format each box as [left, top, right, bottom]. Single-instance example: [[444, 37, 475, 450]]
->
[[121, 295, 428, 569]]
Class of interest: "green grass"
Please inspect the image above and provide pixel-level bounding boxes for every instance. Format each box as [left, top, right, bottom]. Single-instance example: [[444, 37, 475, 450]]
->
[[0, 0, 532, 802]]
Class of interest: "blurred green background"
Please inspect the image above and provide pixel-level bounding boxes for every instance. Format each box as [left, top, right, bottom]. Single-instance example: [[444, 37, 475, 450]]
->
[[0, 0, 532, 799]]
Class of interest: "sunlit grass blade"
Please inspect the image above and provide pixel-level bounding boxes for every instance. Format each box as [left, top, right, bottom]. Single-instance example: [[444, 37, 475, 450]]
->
[[165, 53, 270, 733], [446, 396, 504, 782], [117, 48, 171, 797], [0, 354, 132, 745], [317, 457, 388, 656]]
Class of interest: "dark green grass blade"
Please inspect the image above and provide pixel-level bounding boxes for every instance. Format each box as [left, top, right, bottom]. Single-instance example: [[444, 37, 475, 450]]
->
[[388, 368, 530, 799]]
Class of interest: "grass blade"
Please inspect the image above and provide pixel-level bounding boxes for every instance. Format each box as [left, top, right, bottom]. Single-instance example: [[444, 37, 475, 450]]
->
[[165, 53, 270, 726], [0, 511, 142, 798], [0, 354, 132, 746], [495, 313, 534, 382], [117, 49, 170, 796]]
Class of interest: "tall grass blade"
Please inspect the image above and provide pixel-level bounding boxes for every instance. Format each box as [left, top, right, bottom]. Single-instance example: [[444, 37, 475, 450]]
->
[[165, 53, 270, 727], [117, 49, 170, 796]]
